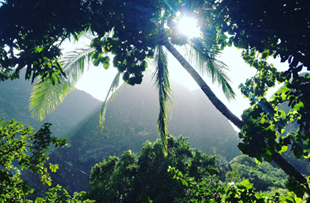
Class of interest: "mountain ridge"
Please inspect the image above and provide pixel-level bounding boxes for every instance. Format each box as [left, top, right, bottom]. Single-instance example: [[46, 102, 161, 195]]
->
[[0, 72, 240, 194]]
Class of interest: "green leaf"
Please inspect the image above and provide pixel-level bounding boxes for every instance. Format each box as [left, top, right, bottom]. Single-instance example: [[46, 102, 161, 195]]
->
[[278, 110, 286, 118], [142, 60, 148, 68], [100, 56, 110, 70], [93, 59, 100, 66], [255, 193, 262, 199], [181, 179, 188, 186], [35, 47, 44, 53], [219, 34, 228, 41], [240, 179, 253, 190], [49, 163, 59, 173], [254, 158, 262, 165], [279, 145, 288, 153]]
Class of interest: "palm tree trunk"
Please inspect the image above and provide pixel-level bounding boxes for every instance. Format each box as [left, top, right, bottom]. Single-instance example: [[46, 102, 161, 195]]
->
[[163, 39, 243, 128], [162, 38, 310, 193], [271, 152, 309, 192]]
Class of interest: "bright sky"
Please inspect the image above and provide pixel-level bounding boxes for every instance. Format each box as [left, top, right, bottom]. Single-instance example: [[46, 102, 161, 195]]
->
[[73, 45, 289, 121], [61, 17, 290, 129], [0, 3, 289, 126]]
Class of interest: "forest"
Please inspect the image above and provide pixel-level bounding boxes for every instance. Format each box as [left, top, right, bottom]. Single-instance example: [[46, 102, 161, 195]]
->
[[1, 0, 310, 202]]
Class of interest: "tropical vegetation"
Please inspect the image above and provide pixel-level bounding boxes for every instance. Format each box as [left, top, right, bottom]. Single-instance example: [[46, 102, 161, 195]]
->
[[0, 118, 94, 202], [226, 155, 288, 192], [84, 135, 219, 202], [1, 0, 310, 201], [25, 0, 236, 157]]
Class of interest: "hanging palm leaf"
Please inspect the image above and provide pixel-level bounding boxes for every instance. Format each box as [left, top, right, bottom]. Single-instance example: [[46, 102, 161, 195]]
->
[[99, 71, 121, 131], [59, 47, 95, 83], [183, 39, 235, 100], [152, 45, 172, 156], [29, 79, 75, 121], [29, 47, 95, 120]]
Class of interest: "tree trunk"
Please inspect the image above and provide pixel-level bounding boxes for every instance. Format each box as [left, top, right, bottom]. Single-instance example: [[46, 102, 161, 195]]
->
[[162, 38, 310, 193], [271, 152, 309, 192], [163, 39, 243, 129]]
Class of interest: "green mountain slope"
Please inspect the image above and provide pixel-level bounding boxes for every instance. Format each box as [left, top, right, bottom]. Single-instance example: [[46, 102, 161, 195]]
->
[[46, 74, 240, 193], [1, 72, 240, 194], [0, 75, 102, 139]]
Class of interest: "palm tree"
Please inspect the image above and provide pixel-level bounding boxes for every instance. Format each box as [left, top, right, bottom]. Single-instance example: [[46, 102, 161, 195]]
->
[[29, 0, 308, 189], [30, 1, 235, 153]]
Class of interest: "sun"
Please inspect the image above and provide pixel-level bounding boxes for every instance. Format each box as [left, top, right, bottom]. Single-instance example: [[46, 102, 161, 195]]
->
[[177, 16, 200, 38]]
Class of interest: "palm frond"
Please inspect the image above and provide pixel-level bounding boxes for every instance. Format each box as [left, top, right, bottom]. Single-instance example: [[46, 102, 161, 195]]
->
[[205, 57, 235, 100], [152, 45, 172, 156], [60, 46, 95, 84], [30, 46, 95, 120], [99, 72, 121, 132], [184, 39, 235, 100], [29, 79, 75, 121], [68, 29, 94, 42]]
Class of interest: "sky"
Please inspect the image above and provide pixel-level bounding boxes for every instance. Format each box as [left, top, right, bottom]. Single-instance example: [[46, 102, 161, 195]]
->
[[60, 18, 291, 131], [0, 0, 291, 128], [71, 43, 289, 122]]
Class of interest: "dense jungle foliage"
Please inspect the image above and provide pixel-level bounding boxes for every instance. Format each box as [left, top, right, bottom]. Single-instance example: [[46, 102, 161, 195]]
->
[[1, 0, 310, 202]]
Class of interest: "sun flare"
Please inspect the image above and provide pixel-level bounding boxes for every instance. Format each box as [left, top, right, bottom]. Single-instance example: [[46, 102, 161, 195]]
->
[[178, 17, 200, 38]]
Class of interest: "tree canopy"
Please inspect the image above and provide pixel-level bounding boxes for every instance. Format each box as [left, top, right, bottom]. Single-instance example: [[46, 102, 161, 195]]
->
[[215, 0, 310, 76], [19, 0, 236, 156], [84, 135, 219, 203], [0, 118, 94, 202], [1, 0, 310, 200], [0, 0, 92, 82], [226, 155, 288, 192], [0, 0, 228, 84]]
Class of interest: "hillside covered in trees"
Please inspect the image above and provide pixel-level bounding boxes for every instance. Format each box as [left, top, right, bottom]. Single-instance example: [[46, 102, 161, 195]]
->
[[0, 71, 240, 193], [1, 0, 310, 202]]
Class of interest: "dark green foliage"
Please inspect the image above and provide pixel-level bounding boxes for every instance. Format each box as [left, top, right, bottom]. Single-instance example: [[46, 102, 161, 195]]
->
[[170, 166, 300, 202], [84, 135, 219, 203], [0, 119, 55, 200], [1, 0, 310, 200], [0, 0, 92, 82], [1, 0, 236, 162], [215, 0, 310, 77], [170, 167, 263, 202], [238, 65, 310, 196], [227, 155, 288, 192], [238, 70, 310, 163], [34, 185, 94, 203], [215, 4, 310, 191], [0, 0, 233, 96], [88, 0, 158, 85], [274, 99, 310, 176], [0, 118, 95, 202]]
